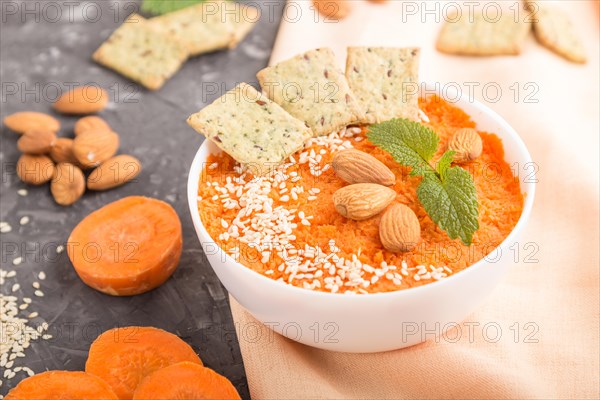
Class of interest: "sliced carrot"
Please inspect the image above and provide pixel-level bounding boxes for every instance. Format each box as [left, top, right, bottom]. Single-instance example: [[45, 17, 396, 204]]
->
[[133, 362, 241, 400], [67, 196, 182, 296], [85, 326, 202, 400], [5, 370, 118, 400]]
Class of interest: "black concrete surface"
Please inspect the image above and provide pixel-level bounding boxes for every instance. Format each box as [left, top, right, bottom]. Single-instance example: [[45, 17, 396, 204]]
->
[[0, 1, 285, 397]]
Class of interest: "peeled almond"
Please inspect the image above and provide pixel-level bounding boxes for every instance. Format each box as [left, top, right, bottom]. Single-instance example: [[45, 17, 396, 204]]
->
[[88, 155, 142, 191], [313, 0, 351, 20], [379, 203, 421, 252], [74, 116, 111, 136], [333, 183, 396, 220], [51, 163, 85, 206], [4, 112, 60, 134], [332, 149, 395, 186], [73, 130, 120, 168], [53, 86, 109, 115], [17, 129, 57, 155], [16, 154, 55, 185], [50, 138, 79, 165], [448, 128, 483, 163]]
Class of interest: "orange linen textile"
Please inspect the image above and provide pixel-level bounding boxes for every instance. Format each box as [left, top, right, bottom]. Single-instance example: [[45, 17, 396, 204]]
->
[[230, 1, 600, 398]]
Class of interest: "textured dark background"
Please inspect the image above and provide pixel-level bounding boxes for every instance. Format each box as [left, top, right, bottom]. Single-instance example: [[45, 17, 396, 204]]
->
[[0, 1, 284, 397]]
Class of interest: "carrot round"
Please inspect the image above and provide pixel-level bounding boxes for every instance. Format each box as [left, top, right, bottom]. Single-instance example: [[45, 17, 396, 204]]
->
[[86, 327, 202, 400], [67, 196, 182, 296], [5, 370, 118, 399], [133, 362, 240, 400]]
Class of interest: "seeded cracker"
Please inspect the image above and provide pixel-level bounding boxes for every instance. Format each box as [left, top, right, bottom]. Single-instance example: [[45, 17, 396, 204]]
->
[[148, 1, 259, 56], [257, 48, 364, 137], [187, 83, 312, 175], [93, 14, 188, 90], [527, 1, 587, 64], [436, 10, 531, 56], [346, 47, 420, 124]]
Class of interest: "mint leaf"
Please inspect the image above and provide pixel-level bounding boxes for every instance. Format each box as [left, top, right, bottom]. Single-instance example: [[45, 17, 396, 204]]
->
[[141, 0, 208, 15], [367, 119, 439, 176], [417, 168, 479, 245], [367, 118, 479, 245], [436, 150, 455, 182]]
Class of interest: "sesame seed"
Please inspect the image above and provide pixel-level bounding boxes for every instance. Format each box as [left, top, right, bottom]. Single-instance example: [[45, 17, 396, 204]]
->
[[17, 189, 28, 196], [32, 282, 40, 289], [19, 216, 30, 225], [1, 287, 48, 387], [12, 257, 22, 266], [34, 290, 44, 297], [0, 222, 12, 233], [11, 284, 20, 292], [27, 312, 38, 319], [56, 245, 64, 254], [38, 272, 46, 280]]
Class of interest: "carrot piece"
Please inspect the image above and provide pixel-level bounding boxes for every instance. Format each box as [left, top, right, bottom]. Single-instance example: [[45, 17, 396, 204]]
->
[[85, 326, 202, 400], [5, 370, 118, 399], [67, 196, 182, 296], [133, 362, 241, 400]]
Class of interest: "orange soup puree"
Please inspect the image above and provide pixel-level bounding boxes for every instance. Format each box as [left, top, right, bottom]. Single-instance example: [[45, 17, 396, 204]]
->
[[197, 97, 524, 294]]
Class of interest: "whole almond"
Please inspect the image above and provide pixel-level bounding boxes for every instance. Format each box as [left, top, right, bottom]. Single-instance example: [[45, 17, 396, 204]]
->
[[50, 138, 79, 165], [448, 128, 482, 163], [88, 155, 142, 191], [51, 163, 85, 206], [313, 0, 350, 20], [16, 154, 55, 185], [73, 130, 119, 168], [74, 116, 111, 136], [333, 183, 396, 220], [3, 112, 60, 134], [333, 149, 395, 186], [53, 86, 109, 115], [17, 129, 57, 155], [379, 203, 421, 252]]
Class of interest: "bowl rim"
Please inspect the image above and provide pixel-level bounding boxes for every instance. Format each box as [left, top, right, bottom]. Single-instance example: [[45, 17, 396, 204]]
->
[[187, 87, 536, 300]]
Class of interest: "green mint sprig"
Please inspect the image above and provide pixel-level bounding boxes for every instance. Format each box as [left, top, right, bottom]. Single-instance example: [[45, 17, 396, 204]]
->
[[141, 0, 208, 15], [367, 119, 479, 245]]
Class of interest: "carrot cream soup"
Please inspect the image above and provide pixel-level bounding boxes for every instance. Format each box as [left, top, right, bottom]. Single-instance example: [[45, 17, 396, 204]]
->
[[197, 97, 523, 294]]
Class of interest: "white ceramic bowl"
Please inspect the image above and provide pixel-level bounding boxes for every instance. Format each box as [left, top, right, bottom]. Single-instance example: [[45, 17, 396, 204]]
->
[[187, 87, 535, 353]]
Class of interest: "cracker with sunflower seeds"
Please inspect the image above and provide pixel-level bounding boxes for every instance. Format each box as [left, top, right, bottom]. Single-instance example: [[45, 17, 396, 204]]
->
[[187, 83, 312, 175], [148, 1, 259, 56], [346, 47, 421, 124], [93, 14, 189, 90], [257, 48, 364, 137], [436, 10, 531, 56], [526, 1, 586, 63]]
